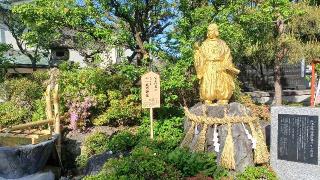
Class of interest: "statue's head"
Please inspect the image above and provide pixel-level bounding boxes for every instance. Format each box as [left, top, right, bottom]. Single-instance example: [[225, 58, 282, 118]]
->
[[207, 23, 219, 39]]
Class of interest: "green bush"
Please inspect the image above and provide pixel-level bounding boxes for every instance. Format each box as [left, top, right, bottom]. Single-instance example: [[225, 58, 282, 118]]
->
[[236, 166, 277, 180], [93, 90, 142, 126], [59, 67, 109, 112], [0, 74, 46, 126], [30, 70, 49, 87], [76, 132, 109, 167], [0, 101, 29, 126], [167, 148, 227, 178], [84, 132, 109, 155], [84, 146, 182, 180], [4, 77, 44, 107], [137, 116, 184, 151], [31, 99, 46, 121], [160, 60, 198, 107], [108, 131, 138, 152]]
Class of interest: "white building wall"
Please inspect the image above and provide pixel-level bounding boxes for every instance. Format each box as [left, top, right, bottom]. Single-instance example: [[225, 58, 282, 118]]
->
[[3, 27, 19, 50]]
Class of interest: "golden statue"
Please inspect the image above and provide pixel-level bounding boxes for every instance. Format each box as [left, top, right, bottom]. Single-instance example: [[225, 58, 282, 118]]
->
[[194, 23, 240, 105]]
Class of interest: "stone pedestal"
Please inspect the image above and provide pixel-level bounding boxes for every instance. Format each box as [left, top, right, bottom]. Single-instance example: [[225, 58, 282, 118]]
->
[[184, 102, 257, 172]]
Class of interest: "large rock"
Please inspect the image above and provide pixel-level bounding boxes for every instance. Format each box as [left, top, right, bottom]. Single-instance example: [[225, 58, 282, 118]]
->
[[184, 102, 260, 172], [0, 135, 58, 179], [83, 151, 114, 175], [62, 126, 124, 174], [0, 171, 55, 180]]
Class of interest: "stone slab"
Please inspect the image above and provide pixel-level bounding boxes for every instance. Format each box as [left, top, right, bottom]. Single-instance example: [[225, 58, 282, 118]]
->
[[271, 106, 320, 180], [0, 171, 54, 180], [249, 90, 310, 104]]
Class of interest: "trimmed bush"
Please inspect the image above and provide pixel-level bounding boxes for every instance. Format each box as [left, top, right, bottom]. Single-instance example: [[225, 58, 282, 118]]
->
[[0, 101, 29, 126]]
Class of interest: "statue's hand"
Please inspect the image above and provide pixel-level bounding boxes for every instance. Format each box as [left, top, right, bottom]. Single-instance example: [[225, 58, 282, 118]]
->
[[225, 67, 240, 75]]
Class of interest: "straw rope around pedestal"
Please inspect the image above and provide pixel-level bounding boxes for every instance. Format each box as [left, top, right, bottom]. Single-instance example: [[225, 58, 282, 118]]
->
[[180, 106, 269, 170]]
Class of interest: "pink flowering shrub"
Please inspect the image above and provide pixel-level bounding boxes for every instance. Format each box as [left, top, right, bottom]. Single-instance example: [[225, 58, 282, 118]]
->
[[67, 96, 97, 131]]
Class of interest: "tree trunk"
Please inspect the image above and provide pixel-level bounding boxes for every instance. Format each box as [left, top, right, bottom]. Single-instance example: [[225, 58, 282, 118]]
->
[[274, 59, 282, 106], [136, 51, 143, 66], [31, 59, 37, 72]]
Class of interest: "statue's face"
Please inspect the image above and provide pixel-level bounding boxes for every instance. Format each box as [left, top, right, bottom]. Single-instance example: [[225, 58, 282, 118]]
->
[[207, 27, 219, 39]]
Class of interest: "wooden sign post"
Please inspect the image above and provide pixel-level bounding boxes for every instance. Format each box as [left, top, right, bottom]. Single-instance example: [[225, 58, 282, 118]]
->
[[141, 72, 160, 139]]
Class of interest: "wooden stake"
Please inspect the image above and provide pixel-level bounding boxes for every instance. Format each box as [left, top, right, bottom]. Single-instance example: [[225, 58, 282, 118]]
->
[[311, 62, 316, 107], [53, 84, 61, 158], [45, 85, 53, 133], [150, 108, 154, 139]]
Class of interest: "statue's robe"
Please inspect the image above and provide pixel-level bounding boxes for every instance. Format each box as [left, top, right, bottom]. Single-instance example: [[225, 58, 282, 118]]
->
[[194, 38, 237, 102]]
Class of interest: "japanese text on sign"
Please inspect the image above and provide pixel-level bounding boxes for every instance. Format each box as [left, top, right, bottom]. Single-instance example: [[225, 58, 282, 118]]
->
[[141, 72, 160, 108]]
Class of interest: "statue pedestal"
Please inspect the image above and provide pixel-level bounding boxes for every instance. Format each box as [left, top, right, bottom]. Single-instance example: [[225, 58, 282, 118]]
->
[[183, 102, 261, 172]]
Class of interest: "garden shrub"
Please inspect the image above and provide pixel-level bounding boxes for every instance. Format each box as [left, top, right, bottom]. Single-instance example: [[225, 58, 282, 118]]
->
[[137, 116, 184, 151], [236, 166, 277, 180], [30, 70, 49, 87], [160, 60, 198, 108], [31, 99, 46, 121], [0, 101, 29, 126], [59, 67, 109, 108], [108, 131, 138, 152], [84, 146, 182, 180], [58, 64, 145, 129], [76, 132, 109, 167], [84, 145, 227, 180], [167, 148, 227, 178], [67, 96, 97, 131], [84, 132, 109, 155], [93, 90, 142, 126], [0, 74, 48, 126], [4, 77, 44, 107], [59, 67, 110, 129]]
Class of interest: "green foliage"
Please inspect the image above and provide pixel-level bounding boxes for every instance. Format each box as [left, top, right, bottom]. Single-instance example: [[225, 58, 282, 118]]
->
[[93, 90, 142, 126], [85, 114, 226, 179], [138, 116, 184, 150], [4, 77, 44, 108], [12, 0, 110, 62], [31, 99, 46, 121], [0, 71, 47, 126], [167, 148, 227, 178], [289, 3, 320, 62], [12, 0, 174, 64], [30, 70, 49, 86], [76, 153, 90, 169], [59, 67, 108, 98], [84, 145, 227, 180], [59, 67, 109, 113], [108, 131, 138, 152], [84, 146, 181, 180], [0, 43, 12, 83], [160, 60, 198, 107], [236, 166, 277, 180], [0, 101, 29, 126], [84, 132, 109, 155], [76, 132, 109, 167]]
